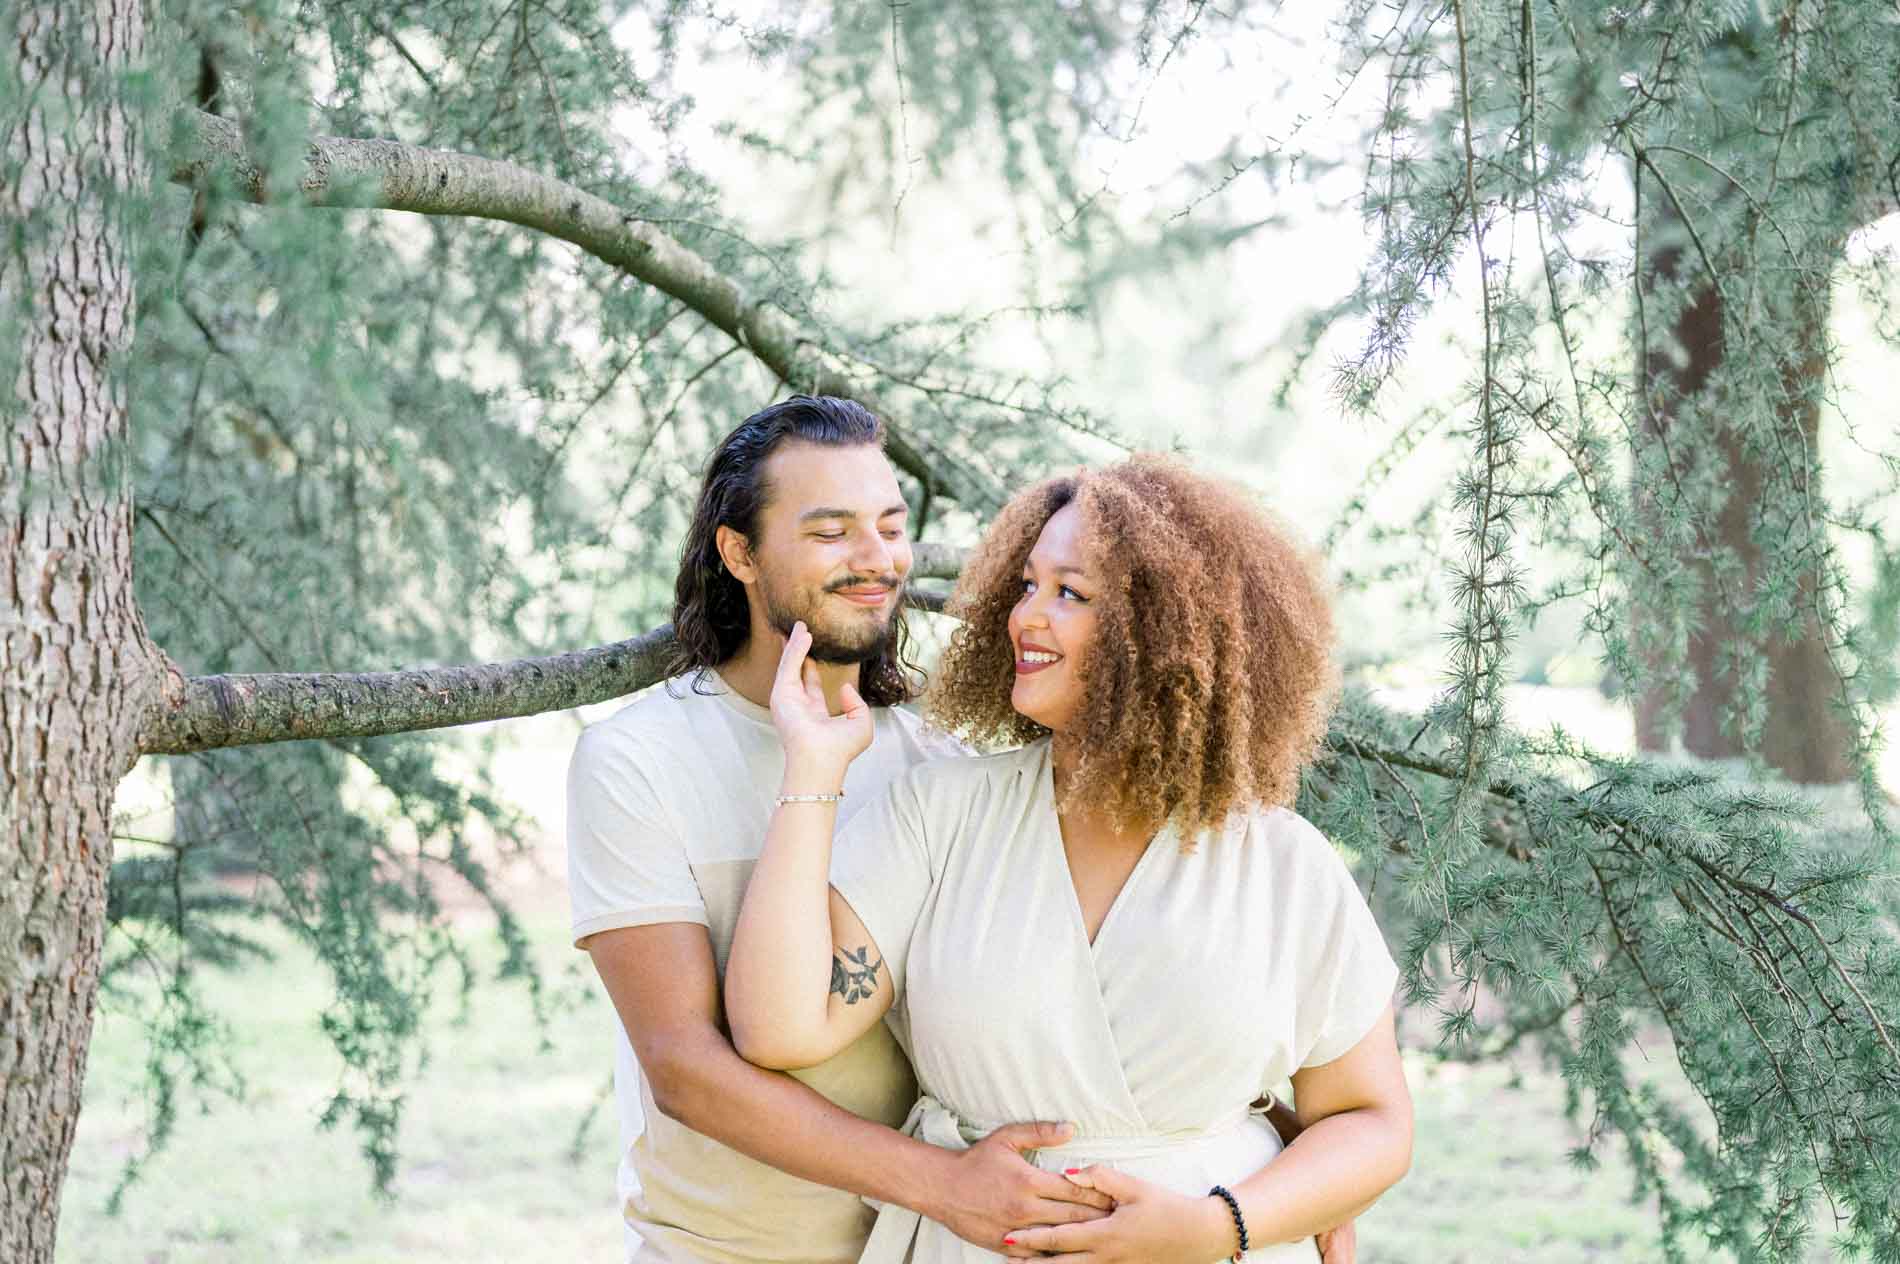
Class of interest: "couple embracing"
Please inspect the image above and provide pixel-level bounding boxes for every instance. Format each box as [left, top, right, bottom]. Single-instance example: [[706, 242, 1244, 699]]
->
[[567, 396, 1412, 1263]]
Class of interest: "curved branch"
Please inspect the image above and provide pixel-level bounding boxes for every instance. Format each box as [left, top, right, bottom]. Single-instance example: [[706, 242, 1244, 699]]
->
[[140, 549, 965, 754], [166, 110, 962, 501]]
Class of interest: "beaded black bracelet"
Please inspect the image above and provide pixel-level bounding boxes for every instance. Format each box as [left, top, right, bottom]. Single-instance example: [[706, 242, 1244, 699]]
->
[[1208, 1184, 1248, 1261]]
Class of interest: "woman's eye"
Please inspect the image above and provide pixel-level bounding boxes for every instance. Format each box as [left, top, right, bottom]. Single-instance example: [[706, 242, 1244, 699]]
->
[[1020, 577, 1036, 593], [881, 530, 903, 541], [814, 532, 845, 542], [1060, 585, 1087, 602]]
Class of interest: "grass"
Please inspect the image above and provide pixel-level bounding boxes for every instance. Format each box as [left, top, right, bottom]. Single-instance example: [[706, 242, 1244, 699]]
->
[[59, 894, 625, 1264], [58, 892, 1851, 1262]]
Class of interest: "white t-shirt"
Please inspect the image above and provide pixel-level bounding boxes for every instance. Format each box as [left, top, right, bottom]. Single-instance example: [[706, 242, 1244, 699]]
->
[[567, 671, 962, 1263]]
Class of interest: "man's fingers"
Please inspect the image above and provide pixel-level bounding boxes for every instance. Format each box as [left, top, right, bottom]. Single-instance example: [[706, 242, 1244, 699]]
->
[[1029, 1195, 1113, 1224], [1320, 1219, 1358, 1264], [773, 621, 810, 692], [988, 1119, 1076, 1153], [1021, 1170, 1114, 1212]]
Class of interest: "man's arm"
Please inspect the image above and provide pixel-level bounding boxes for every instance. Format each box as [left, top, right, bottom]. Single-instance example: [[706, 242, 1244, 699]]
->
[[1257, 1095, 1360, 1264], [584, 922, 1111, 1253]]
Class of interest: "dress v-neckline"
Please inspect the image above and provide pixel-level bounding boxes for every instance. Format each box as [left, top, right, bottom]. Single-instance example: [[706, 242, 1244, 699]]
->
[[1038, 742, 1168, 951]]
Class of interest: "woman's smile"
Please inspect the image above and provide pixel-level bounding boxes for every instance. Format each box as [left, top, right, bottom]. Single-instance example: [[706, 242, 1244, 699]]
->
[[1015, 639, 1064, 674]]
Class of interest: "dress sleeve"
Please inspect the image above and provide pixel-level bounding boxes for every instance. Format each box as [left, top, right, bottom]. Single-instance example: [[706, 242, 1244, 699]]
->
[[566, 725, 709, 947], [1290, 818, 1401, 1070], [828, 766, 935, 1002]]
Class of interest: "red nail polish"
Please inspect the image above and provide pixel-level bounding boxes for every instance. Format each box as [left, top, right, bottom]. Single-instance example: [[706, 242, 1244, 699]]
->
[[1064, 1167, 1081, 1175], [1002, 1237, 1016, 1246]]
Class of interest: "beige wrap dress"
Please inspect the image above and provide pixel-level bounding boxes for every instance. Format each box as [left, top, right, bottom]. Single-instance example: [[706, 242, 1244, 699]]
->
[[829, 738, 1400, 1264]]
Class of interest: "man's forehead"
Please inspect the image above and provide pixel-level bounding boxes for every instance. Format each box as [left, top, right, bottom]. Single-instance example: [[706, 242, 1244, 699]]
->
[[760, 441, 903, 514]]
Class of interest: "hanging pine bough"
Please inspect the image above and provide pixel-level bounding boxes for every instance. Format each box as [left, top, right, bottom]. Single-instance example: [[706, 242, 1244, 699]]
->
[[6, 1, 1899, 1261], [1304, 693, 1899, 1259], [1292, 0, 1900, 1256]]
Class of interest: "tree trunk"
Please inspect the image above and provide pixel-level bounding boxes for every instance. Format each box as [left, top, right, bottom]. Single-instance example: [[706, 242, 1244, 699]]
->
[[1, 2, 159, 1258], [1632, 233, 1855, 784]]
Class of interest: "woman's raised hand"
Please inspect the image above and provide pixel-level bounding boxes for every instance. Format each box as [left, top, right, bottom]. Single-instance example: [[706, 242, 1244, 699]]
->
[[770, 621, 873, 780]]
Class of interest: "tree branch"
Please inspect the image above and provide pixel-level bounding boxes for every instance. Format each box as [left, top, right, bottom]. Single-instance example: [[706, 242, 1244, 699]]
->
[[140, 543, 966, 753], [166, 109, 962, 502]]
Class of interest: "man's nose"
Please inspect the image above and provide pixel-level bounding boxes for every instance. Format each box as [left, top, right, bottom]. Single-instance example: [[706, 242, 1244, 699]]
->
[[848, 529, 896, 576]]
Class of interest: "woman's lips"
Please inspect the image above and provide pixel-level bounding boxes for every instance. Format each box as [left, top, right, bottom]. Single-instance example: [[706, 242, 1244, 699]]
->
[[1014, 653, 1061, 675]]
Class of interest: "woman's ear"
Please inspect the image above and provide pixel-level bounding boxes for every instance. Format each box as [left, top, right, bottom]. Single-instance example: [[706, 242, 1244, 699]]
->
[[715, 524, 759, 584]]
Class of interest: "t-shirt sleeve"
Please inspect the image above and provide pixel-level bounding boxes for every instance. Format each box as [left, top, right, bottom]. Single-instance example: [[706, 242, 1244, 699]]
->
[[1290, 818, 1401, 1070], [828, 767, 935, 1002], [566, 725, 708, 948]]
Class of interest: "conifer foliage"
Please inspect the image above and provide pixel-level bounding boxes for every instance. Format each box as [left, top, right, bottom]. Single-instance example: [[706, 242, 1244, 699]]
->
[[3, 1, 1897, 1260]]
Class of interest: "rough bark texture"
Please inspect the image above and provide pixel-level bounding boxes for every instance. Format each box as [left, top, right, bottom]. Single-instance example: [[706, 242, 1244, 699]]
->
[[1633, 238, 1855, 783], [1, 1, 159, 1258], [143, 626, 680, 754], [140, 545, 960, 755], [167, 109, 967, 504]]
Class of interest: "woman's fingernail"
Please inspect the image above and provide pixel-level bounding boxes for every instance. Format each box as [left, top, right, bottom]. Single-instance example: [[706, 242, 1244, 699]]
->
[[1002, 1237, 1016, 1246], [1064, 1167, 1081, 1175]]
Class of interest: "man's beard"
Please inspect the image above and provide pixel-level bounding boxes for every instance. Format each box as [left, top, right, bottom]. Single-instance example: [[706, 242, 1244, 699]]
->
[[761, 572, 904, 664]]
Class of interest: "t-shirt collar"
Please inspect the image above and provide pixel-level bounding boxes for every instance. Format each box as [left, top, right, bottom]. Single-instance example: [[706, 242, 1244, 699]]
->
[[707, 668, 775, 727]]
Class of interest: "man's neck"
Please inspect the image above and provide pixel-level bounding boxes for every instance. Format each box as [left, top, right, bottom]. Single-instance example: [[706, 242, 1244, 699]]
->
[[718, 628, 865, 718]]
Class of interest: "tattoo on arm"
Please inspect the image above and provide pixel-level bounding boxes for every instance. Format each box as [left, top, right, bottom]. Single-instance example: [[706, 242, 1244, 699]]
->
[[830, 945, 884, 1004]]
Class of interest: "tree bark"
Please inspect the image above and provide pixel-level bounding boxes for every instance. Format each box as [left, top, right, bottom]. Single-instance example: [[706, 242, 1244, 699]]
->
[[1, 1, 161, 1258], [139, 543, 962, 755], [1632, 234, 1856, 784]]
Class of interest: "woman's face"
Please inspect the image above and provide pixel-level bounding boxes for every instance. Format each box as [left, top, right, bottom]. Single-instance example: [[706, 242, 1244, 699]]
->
[[1007, 502, 1100, 732]]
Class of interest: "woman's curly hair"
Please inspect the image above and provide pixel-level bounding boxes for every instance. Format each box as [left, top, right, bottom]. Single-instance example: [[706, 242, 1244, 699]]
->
[[927, 454, 1339, 840]]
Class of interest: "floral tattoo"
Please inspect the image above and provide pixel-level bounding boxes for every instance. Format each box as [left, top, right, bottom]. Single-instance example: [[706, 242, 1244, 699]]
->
[[830, 945, 883, 1004]]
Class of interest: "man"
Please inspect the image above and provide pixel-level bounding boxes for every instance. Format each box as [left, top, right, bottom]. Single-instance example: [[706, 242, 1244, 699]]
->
[[568, 395, 1357, 1262], [567, 396, 1113, 1262]]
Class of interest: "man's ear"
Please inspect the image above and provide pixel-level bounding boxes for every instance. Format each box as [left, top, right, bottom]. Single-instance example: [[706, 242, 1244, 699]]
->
[[714, 524, 759, 584]]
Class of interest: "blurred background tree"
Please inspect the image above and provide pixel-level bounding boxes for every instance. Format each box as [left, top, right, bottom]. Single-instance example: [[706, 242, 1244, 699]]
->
[[5, 0, 1897, 1260]]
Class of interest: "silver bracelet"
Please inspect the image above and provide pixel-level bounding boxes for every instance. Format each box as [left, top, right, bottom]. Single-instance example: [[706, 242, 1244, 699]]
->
[[775, 791, 845, 805]]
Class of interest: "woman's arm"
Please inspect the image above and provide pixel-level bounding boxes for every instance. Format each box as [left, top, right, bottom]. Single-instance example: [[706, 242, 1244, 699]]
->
[[1000, 1006, 1410, 1262], [1219, 1005, 1411, 1245], [725, 621, 898, 1069]]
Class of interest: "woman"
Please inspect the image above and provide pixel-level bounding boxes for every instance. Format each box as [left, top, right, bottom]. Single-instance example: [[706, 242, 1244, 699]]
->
[[726, 456, 1412, 1261]]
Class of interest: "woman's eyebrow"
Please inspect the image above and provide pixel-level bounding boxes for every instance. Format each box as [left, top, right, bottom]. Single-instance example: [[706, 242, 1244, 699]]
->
[[1024, 557, 1090, 578]]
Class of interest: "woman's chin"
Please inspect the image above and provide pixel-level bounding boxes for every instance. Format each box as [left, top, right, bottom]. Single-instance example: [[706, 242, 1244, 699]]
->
[[1008, 689, 1063, 731]]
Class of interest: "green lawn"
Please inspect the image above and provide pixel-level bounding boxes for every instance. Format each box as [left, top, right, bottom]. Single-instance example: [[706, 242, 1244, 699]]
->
[[59, 901, 626, 1264], [57, 891, 1850, 1263]]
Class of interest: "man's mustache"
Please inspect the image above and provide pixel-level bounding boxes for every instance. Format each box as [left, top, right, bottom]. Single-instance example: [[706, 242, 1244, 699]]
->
[[825, 575, 903, 594]]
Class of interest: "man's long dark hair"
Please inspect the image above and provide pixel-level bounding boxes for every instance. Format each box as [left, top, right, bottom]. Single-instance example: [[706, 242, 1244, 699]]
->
[[669, 395, 920, 706]]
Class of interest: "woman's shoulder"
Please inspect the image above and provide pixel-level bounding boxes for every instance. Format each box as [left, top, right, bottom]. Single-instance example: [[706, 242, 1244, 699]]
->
[[887, 737, 1048, 814], [1225, 804, 1357, 876], [901, 736, 1044, 789]]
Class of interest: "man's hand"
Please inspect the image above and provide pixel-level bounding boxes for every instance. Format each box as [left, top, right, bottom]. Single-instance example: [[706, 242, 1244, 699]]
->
[[924, 1122, 1114, 1258], [1318, 1218, 1357, 1263], [770, 620, 871, 778]]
